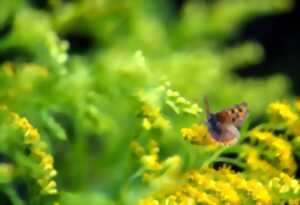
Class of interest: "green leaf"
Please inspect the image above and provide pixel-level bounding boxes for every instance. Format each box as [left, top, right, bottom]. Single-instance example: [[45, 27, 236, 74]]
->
[[41, 111, 67, 140]]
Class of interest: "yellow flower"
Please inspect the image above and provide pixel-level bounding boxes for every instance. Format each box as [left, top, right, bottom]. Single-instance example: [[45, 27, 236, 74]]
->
[[43, 180, 58, 195], [41, 154, 54, 171], [130, 141, 145, 156], [249, 130, 296, 174], [153, 116, 171, 130], [186, 170, 240, 204], [7, 110, 59, 195], [142, 118, 152, 130], [11, 113, 42, 144], [142, 105, 161, 120], [32, 147, 47, 158], [267, 101, 298, 124], [215, 181, 240, 205], [12, 114, 31, 130], [246, 180, 272, 205], [245, 148, 278, 177], [32, 147, 58, 177], [269, 172, 300, 194], [162, 155, 182, 176], [149, 139, 160, 155], [141, 105, 170, 130], [141, 154, 162, 171], [181, 184, 219, 205], [219, 167, 248, 190], [181, 124, 219, 147], [138, 139, 162, 171], [138, 197, 160, 205], [38, 177, 58, 195], [24, 128, 40, 144]]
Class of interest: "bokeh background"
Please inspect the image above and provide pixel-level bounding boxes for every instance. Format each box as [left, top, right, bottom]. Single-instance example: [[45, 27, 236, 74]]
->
[[0, 0, 300, 205], [235, 0, 300, 95]]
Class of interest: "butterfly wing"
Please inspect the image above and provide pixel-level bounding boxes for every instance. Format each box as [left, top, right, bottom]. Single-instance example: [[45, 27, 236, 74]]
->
[[215, 102, 248, 127], [219, 124, 240, 145], [207, 120, 240, 145]]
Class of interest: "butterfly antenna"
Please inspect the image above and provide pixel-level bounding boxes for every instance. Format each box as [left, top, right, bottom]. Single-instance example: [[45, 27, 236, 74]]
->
[[204, 96, 210, 117]]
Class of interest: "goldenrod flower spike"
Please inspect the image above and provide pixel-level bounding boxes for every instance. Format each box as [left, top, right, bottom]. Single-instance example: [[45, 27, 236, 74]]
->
[[249, 130, 296, 174], [181, 123, 219, 147], [267, 101, 298, 124], [3, 108, 59, 196]]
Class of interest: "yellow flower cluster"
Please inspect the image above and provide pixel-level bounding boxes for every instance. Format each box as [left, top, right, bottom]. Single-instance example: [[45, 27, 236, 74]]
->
[[217, 167, 272, 205], [267, 101, 298, 124], [130, 140, 145, 157], [181, 124, 207, 143], [187, 169, 272, 205], [130, 139, 182, 184], [268, 172, 300, 195], [138, 197, 159, 205], [140, 139, 162, 171], [9, 110, 59, 196], [181, 123, 219, 148], [33, 148, 58, 195], [139, 167, 274, 205], [245, 180, 272, 204], [11, 113, 41, 144], [139, 183, 220, 205], [244, 146, 278, 177], [141, 104, 170, 130], [178, 184, 219, 205], [249, 129, 296, 174]]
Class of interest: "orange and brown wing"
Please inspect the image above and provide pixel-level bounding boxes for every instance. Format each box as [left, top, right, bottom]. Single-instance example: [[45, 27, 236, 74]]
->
[[216, 103, 248, 127]]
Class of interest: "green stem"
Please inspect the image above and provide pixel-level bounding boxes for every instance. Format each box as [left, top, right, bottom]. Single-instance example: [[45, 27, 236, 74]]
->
[[4, 186, 24, 205], [128, 167, 145, 183], [201, 147, 226, 168]]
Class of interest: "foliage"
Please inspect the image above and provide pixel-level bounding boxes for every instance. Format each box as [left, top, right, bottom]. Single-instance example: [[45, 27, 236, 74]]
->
[[0, 0, 298, 205]]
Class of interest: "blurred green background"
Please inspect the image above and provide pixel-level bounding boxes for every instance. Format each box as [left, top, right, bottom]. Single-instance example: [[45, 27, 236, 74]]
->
[[0, 0, 299, 204]]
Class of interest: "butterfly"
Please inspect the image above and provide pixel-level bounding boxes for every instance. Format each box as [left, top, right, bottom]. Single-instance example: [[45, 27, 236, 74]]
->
[[204, 97, 248, 145]]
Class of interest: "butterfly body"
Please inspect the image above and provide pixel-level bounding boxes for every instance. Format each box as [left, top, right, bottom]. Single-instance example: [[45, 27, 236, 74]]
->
[[204, 98, 248, 145]]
